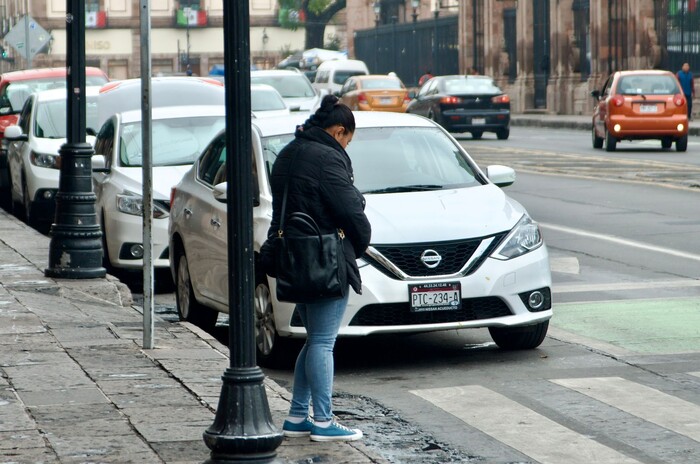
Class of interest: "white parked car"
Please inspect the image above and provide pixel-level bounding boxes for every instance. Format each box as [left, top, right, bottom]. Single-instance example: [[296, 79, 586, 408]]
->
[[93, 105, 225, 270], [251, 83, 290, 118], [169, 112, 552, 366], [4, 86, 101, 228], [250, 69, 322, 112]]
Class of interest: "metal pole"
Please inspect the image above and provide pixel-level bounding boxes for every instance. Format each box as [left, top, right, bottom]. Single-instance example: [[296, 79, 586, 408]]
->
[[139, 0, 154, 349], [45, 0, 105, 279], [23, 0, 30, 68], [202, 0, 282, 461]]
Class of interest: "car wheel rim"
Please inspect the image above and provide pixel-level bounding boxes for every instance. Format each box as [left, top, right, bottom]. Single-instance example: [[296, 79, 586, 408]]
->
[[176, 255, 191, 320], [254, 282, 275, 356]]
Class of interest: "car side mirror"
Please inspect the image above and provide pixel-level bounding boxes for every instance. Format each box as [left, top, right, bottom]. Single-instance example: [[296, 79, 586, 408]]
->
[[213, 182, 227, 203], [486, 165, 515, 187], [3, 125, 27, 142], [591, 90, 601, 99], [91, 154, 109, 173]]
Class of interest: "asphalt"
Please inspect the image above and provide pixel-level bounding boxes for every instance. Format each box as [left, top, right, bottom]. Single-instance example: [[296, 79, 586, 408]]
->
[[1, 113, 696, 464], [510, 112, 700, 135]]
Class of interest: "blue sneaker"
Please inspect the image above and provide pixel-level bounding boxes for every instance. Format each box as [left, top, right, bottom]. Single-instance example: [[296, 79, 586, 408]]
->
[[282, 417, 314, 437], [310, 419, 363, 442]]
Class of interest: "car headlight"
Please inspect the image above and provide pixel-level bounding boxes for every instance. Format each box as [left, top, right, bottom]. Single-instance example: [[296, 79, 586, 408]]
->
[[116, 192, 169, 219], [491, 215, 543, 260], [30, 150, 60, 169]]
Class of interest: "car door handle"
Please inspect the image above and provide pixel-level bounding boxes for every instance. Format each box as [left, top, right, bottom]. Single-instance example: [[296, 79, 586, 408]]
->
[[183, 207, 192, 217], [210, 217, 221, 228]]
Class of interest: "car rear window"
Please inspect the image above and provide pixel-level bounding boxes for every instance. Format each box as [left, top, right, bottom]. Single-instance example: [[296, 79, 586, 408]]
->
[[362, 78, 403, 90], [334, 71, 367, 85], [442, 78, 502, 95], [251, 75, 315, 98], [617, 75, 679, 95], [3, 75, 108, 113]]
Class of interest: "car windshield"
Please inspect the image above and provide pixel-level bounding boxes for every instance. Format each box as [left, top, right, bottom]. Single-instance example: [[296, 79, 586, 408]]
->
[[251, 75, 315, 98], [251, 89, 287, 111], [362, 78, 403, 90], [442, 78, 501, 95], [34, 96, 100, 138], [261, 126, 482, 193], [617, 75, 679, 95], [119, 115, 225, 167], [4, 76, 107, 113]]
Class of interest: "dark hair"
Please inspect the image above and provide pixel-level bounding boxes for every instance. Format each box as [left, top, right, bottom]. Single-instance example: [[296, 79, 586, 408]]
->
[[301, 94, 355, 133]]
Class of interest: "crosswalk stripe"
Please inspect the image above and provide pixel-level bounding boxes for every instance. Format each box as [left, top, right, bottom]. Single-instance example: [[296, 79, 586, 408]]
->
[[552, 377, 700, 442], [410, 385, 641, 464]]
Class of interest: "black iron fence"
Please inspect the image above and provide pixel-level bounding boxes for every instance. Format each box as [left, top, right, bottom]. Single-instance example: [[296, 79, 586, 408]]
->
[[656, 0, 700, 74], [354, 15, 459, 87]]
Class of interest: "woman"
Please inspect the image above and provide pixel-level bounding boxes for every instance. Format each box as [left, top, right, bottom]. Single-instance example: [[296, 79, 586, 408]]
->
[[267, 95, 371, 442]]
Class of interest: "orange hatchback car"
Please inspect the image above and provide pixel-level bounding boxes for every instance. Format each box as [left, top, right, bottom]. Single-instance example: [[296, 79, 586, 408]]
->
[[338, 74, 410, 112], [591, 70, 688, 152]]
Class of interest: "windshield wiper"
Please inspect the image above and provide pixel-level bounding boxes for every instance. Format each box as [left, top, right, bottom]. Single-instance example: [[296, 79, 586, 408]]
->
[[363, 184, 444, 194]]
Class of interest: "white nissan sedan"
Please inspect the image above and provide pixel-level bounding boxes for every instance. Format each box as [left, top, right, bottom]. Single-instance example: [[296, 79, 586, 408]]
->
[[169, 112, 552, 365], [93, 105, 225, 269]]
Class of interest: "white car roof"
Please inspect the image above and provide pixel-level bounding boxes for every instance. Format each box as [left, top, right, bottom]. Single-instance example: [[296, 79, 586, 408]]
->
[[251, 69, 306, 77], [117, 105, 226, 124], [250, 111, 436, 138], [34, 85, 102, 102]]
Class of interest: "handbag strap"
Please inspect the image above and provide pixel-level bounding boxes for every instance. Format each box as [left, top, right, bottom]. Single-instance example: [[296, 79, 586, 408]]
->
[[277, 154, 296, 237]]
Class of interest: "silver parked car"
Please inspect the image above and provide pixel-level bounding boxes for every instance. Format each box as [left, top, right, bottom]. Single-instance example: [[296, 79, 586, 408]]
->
[[169, 112, 552, 366]]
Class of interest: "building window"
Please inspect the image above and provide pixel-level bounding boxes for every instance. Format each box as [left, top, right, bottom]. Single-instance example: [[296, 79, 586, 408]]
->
[[503, 8, 517, 83], [573, 0, 590, 80]]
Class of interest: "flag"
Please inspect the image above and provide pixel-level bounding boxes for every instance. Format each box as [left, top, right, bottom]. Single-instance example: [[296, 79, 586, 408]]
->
[[177, 7, 207, 27], [86, 11, 107, 28]]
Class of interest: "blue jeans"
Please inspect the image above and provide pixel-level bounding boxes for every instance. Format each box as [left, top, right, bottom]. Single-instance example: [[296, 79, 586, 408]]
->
[[288, 292, 349, 422]]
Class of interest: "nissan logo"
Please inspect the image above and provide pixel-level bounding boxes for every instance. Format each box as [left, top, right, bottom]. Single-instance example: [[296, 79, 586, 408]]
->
[[420, 249, 442, 268]]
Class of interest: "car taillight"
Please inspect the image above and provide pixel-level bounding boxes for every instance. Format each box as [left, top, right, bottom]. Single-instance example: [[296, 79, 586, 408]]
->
[[674, 93, 686, 106], [403, 94, 411, 105], [440, 96, 462, 104], [492, 94, 510, 104], [358, 93, 368, 104], [612, 95, 625, 107]]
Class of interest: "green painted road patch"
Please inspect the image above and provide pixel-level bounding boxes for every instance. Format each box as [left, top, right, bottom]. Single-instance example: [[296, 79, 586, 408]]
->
[[552, 297, 700, 354]]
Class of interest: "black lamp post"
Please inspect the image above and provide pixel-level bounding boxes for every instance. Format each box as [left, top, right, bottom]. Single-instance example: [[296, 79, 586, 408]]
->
[[202, 1, 282, 462], [45, 0, 105, 279], [411, 0, 420, 22]]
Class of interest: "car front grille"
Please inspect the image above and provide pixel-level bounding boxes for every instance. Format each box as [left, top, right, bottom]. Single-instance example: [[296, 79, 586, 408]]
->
[[289, 296, 511, 327], [364, 233, 507, 279]]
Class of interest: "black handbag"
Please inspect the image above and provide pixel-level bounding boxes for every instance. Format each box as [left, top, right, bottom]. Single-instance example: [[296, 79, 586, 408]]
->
[[261, 157, 347, 303]]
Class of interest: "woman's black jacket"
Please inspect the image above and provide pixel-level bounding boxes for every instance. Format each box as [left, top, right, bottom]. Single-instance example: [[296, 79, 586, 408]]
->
[[267, 126, 372, 295]]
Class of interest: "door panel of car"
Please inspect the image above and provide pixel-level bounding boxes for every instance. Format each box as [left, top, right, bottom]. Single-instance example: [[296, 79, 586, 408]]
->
[[8, 96, 33, 196], [189, 137, 229, 305]]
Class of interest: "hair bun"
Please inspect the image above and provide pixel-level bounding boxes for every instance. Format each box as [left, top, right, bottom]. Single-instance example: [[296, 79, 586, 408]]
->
[[320, 94, 339, 111]]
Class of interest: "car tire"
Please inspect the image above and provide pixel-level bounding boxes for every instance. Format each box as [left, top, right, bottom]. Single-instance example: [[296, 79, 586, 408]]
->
[[100, 213, 112, 270], [254, 271, 293, 367], [605, 129, 617, 152], [175, 248, 218, 331], [661, 137, 672, 149], [592, 126, 604, 149], [676, 135, 688, 152], [22, 177, 40, 229], [471, 131, 483, 140], [496, 128, 510, 140], [8, 165, 22, 218], [489, 320, 549, 350]]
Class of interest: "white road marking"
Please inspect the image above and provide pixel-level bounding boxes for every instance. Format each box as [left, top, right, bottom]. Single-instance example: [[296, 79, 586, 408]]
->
[[410, 385, 641, 464], [542, 223, 700, 262], [552, 377, 700, 442]]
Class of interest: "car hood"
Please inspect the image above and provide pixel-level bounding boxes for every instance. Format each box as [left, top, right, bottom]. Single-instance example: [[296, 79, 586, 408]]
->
[[112, 165, 192, 199], [364, 185, 524, 244], [33, 135, 96, 155]]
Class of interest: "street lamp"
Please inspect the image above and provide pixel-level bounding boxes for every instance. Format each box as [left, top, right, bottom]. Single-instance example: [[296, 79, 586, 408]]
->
[[411, 0, 420, 23], [373, 1, 381, 26], [373, 1, 381, 73], [45, 0, 105, 279]]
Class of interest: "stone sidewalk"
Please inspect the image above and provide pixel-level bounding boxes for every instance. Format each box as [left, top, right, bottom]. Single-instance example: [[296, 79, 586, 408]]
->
[[0, 208, 385, 463]]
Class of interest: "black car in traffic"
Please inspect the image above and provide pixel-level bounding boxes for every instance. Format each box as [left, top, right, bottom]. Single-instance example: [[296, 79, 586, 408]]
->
[[406, 75, 511, 140]]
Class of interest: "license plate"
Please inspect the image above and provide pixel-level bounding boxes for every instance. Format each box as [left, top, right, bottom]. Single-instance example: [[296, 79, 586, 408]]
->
[[639, 104, 658, 113], [409, 282, 462, 312], [472, 118, 486, 124], [380, 97, 392, 105]]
